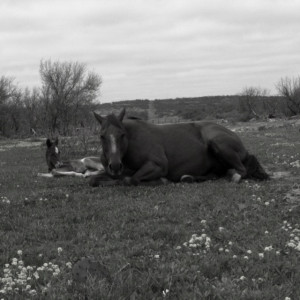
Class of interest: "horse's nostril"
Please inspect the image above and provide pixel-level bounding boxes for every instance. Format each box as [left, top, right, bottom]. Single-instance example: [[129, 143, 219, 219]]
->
[[108, 162, 123, 174]]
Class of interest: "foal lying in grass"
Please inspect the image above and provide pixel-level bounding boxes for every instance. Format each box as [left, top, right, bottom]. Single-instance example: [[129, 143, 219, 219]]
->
[[38, 138, 104, 178]]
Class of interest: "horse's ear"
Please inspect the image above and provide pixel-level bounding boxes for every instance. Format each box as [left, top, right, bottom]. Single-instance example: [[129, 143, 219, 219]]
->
[[118, 108, 126, 122], [94, 112, 104, 125], [54, 137, 59, 146], [46, 139, 52, 148]]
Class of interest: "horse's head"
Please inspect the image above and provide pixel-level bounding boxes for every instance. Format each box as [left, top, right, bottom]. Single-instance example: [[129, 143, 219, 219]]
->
[[46, 138, 62, 172], [94, 108, 128, 178]]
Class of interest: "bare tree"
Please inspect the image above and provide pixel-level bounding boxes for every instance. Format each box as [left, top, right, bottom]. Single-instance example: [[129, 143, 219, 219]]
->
[[23, 87, 41, 134], [276, 76, 300, 115], [39, 59, 102, 134], [0, 76, 22, 136], [239, 86, 269, 119]]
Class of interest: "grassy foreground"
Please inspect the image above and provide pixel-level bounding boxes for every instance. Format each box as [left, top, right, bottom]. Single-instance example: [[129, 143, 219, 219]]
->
[[0, 121, 300, 299]]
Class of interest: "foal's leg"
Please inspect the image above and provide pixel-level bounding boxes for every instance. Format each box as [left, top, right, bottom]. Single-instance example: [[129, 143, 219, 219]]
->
[[209, 140, 247, 183]]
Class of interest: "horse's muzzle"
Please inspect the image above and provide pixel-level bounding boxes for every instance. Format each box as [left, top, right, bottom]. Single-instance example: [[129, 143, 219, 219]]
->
[[108, 161, 124, 177]]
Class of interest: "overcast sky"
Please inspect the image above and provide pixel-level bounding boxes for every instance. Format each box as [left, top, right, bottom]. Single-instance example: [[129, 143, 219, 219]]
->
[[1, 0, 300, 102]]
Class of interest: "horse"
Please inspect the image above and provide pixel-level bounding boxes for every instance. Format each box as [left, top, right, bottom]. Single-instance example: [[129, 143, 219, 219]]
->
[[89, 108, 269, 186], [37, 138, 105, 178]]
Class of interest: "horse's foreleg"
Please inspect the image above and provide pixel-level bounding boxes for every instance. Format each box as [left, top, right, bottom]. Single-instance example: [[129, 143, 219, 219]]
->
[[88, 173, 120, 187], [127, 161, 167, 185]]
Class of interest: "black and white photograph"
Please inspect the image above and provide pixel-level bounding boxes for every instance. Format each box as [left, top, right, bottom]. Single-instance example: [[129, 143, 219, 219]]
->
[[0, 0, 300, 299]]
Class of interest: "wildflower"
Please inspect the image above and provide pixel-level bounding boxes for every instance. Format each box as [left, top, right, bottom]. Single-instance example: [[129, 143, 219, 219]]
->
[[243, 256, 249, 260], [258, 253, 264, 259], [264, 246, 273, 252], [219, 247, 224, 252], [265, 231, 269, 234], [228, 241, 233, 246], [57, 247, 63, 255], [225, 249, 230, 253], [200, 220, 206, 224], [175, 246, 181, 250], [66, 262, 72, 269], [162, 289, 169, 297], [17, 250, 23, 256], [246, 250, 252, 254], [29, 289, 37, 296], [240, 276, 246, 281], [218, 227, 225, 232], [154, 254, 160, 259], [264, 201, 270, 206], [33, 272, 39, 279], [43, 263, 48, 268], [25, 285, 31, 290], [276, 251, 280, 255], [232, 255, 237, 259]]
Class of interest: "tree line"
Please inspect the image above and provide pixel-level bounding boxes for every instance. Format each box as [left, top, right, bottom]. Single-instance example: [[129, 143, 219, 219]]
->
[[0, 59, 102, 137], [1, 58, 300, 138]]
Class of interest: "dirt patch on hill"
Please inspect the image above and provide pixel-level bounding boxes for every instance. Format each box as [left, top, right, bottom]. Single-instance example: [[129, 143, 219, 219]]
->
[[0, 139, 43, 152]]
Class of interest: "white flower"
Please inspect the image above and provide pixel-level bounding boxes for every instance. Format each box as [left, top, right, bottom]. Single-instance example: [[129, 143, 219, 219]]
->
[[246, 250, 252, 254], [218, 227, 225, 232], [264, 246, 273, 252], [228, 241, 233, 246], [240, 276, 246, 281], [243, 256, 249, 260], [17, 250, 23, 256], [33, 272, 39, 279], [66, 262, 72, 269], [154, 254, 160, 259], [258, 253, 264, 259], [162, 289, 169, 297], [29, 289, 37, 296], [200, 220, 206, 224], [232, 255, 237, 259], [25, 285, 31, 290], [57, 247, 63, 254]]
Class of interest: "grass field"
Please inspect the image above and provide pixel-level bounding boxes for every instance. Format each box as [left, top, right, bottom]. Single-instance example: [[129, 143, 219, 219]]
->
[[0, 120, 300, 299]]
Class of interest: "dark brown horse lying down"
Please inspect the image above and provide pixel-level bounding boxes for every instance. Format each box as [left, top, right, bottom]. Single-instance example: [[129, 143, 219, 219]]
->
[[38, 138, 104, 178], [89, 109, 269, 186]]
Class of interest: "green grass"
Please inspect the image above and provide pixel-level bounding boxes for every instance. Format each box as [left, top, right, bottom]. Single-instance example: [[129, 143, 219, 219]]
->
[[0, 123, 300, 299]]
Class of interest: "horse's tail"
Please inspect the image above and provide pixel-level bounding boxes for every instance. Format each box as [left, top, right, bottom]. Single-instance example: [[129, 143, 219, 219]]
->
[[244, 154, 269, 180]]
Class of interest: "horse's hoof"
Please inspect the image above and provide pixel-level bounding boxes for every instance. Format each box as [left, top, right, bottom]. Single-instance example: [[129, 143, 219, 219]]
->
[[231, 173, 242, 183], [180, 175, 195, 183]]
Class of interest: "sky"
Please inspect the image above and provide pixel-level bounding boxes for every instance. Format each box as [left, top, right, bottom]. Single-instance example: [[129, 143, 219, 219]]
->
[[1, 0, 300, 103]]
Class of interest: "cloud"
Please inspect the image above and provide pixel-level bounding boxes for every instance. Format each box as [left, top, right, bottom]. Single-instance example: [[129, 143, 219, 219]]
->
[[1, 0, 300, 101]]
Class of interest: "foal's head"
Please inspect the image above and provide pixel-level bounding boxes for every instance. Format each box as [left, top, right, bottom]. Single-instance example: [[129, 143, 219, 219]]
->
[[46, 138, 62, 171], [94, 108, 128, 177]]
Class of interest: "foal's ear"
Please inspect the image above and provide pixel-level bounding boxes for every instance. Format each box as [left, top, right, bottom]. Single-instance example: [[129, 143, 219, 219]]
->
[[46, 138, 52, 148], [118, 108, 126, 122], [94, 112, 104, 125]]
